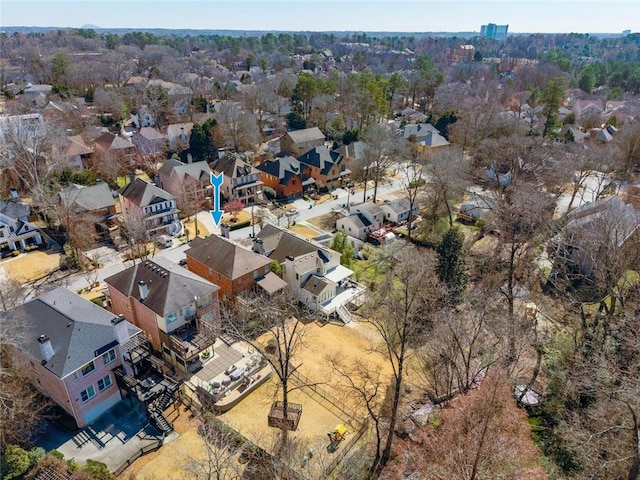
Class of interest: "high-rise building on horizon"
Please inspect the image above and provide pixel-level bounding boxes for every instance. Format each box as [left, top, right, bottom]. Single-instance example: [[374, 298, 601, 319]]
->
[[481, 23, 509, 40]]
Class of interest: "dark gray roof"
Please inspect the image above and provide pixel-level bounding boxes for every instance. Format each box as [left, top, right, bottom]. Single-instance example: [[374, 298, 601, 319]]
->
[[255, 156, 301, 184], [285, 127, 325, 144], [118, 178, 175, 206], [0, 199, 30, 220], [186, 235, 271, 279], [255, 224, 334, 264], [104, 256, 219, 316], [59, 183, 115, 213], [0, 287, 139, 378], [297, 146, 343, 175], [209, 154, 259, 179]]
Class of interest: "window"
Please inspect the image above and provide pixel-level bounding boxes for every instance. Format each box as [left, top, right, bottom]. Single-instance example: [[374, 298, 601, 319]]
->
[[97, 375, 112, 391], [81, 361, 96, 377], [102, 349, 116, 365], [80, 386, 96, 402], [72, 372, 79, 382]]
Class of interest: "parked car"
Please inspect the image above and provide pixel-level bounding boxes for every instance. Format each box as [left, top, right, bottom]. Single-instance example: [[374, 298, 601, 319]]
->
[[286, 208, 299, 217], [155, 235, 173, 249]]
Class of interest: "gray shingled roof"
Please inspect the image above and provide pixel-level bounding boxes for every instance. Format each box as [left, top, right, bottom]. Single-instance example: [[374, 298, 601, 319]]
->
[[402, 123, 439, 139], [159, 158, 211, 181], [0, 287, 139, 378], [209, 154, 259, 179], [255, 224, 334, 264], [104, 256, 219, 316], [356, 202, 384, 217], [0, 199, 30, 220], [118, 178, 175, 207], [59, 183, 115, 213], [565, 196, 640, 248], [186, 235, 271, 279], [285, 127, 325, 144], [302, 274, 334, 295], [382, 197, 412, 214]]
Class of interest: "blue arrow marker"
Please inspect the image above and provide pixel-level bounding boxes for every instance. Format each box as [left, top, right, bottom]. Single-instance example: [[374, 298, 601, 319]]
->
[[210, 172, 224, 226]]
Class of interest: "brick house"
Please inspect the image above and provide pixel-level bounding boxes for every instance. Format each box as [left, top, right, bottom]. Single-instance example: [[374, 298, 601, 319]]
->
[[158, 158, 212, 210], [185, 235, 286, 301], [104, 256, 221, 374], [279, 127, 325, 157], [255, 155, 303, 200], [0, 288, 142, 428], [297, 146, 347, 191]]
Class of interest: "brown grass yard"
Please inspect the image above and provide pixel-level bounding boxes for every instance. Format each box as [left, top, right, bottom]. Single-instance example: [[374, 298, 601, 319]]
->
[[124, 320, 395, 479], [306, 212, 338, 232], [0, 250, 63, 283]]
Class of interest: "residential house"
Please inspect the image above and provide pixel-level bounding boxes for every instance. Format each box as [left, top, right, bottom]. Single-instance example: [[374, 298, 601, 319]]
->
[[167, 123, 194, 151], [186, 235, 286, 301], [132, 127, 166, 156], [552, 196, 640, 278], [401, 123, 439, 140], [254, 224, 364, 318], [209, 154, 264, 205], [105, 256, 221, 373], [147, 79, 193, 115], [58, 183, 118, 243], [118, 178, 181, 238], [280, 127, 326, 157], [572, 99, 603, 119], [93, 132, 136, 163], [255, 155, 303, 200], [381, 197, 420, 224], [336, 202, 384, 240], [158, 158, 212, 210], [297, 146, 347, 191], [58, 135, 94, 170], [130, 106, 156, 129], [0, 287, 143, 428], [0, 195, 43, 253], [457, 191, 498, 223]]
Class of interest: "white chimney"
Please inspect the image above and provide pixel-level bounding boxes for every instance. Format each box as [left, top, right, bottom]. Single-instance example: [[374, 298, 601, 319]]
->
[[111, 315, 129, 345], [10, 188, 19, 200], [138, 281, 149, 301], [37, 335, 54, 362]]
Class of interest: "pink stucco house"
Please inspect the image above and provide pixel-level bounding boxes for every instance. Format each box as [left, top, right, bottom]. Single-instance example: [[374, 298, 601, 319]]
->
[[0, 288, 143, 428]]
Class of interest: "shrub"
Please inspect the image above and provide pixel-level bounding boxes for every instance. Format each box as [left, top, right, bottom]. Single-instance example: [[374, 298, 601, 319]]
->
[[229, 220, 251, 231], [2, 445, 31, 479]]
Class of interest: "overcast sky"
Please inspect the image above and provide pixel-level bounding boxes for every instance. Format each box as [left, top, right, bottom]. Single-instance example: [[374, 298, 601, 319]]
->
[[1, 0, 638, 33]]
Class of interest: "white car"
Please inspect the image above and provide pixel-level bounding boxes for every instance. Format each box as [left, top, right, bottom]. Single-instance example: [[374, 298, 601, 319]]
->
[[286, 208, 299, 217]]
